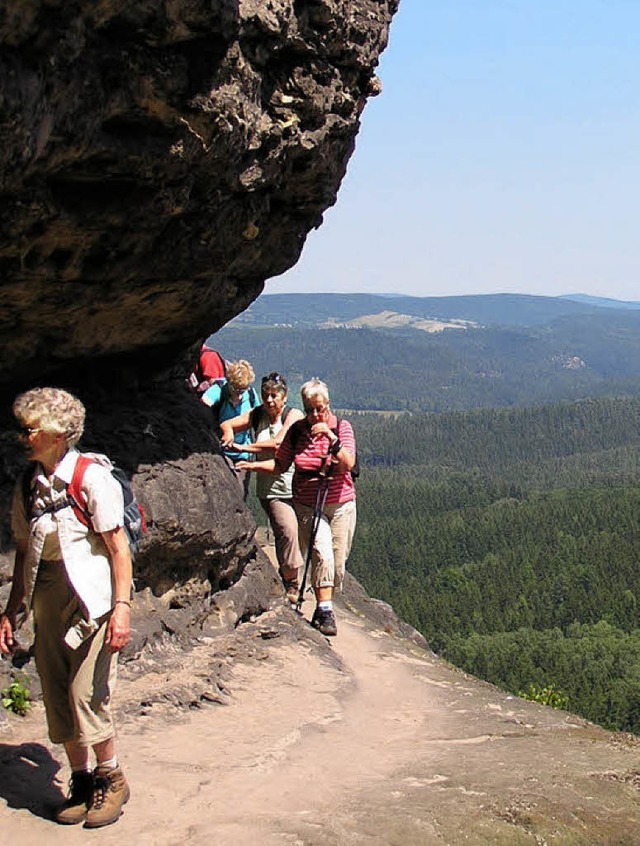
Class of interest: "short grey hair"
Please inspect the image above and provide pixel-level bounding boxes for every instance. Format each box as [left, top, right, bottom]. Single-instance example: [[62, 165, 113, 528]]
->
[[300, 378, 330, 411], [13, 387, 85, 447]]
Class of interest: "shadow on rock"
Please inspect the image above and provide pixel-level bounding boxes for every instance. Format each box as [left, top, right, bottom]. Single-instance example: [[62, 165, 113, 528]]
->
[[0, 741, 63, 820]]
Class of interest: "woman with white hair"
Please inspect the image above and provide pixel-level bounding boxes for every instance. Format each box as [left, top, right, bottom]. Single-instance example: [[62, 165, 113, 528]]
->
[[0, 387, 131, 828], [238, 378, 356, 636]]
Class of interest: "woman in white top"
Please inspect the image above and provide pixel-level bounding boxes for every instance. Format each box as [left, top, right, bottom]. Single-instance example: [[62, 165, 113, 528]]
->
[[0, 387, 131, 829], [221, 372, 303, 601]]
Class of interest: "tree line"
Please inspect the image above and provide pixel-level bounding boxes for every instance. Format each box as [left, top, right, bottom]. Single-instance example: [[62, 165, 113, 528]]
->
[[345, 398, 640, 734]]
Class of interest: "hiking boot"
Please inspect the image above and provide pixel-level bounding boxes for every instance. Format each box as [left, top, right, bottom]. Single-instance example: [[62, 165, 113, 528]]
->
[[283, 579, 299, 604], [55, 770, 93, 825], [311, 607, 337, 637], [84, 765, 130, 829]]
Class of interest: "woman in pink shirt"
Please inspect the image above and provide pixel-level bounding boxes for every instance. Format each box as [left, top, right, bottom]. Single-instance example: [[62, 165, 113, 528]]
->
[[238, 379, 356, 636]]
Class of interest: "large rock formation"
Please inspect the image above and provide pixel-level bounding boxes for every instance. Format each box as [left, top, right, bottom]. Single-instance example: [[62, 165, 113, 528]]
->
[[0, 1, 398, 683], [0, 0, 398, 393]]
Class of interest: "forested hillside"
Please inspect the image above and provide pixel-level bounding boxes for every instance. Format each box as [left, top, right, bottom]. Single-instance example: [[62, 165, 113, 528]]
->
[[348, 399, 640, 733], [212, 310, 640, 411], [210, 292, 640, 734], [233, 292, 611, 327]]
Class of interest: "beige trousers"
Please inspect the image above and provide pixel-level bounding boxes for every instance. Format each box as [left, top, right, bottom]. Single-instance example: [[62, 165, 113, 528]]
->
[[295, 499, 357, 590], [32, 560, 117, 746]]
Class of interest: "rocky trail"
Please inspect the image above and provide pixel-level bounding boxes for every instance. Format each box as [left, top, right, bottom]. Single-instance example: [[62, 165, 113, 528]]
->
[[1, 547, 639, 845]]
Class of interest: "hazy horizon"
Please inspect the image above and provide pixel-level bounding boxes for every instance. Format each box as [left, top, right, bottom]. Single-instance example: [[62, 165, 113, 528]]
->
[[259, 290, 640, 305], [267, 1, 640, 303]]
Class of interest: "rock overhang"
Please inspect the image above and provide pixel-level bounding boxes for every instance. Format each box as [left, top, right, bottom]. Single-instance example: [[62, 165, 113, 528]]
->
[[0, 0, 399, 392]]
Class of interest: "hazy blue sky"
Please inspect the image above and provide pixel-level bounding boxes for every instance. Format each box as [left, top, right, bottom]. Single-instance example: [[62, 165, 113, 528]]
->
[[267, 0, 640, 301]]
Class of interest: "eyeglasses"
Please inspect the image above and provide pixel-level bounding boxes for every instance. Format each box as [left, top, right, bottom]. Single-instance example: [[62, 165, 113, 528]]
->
[[16, 425, 42, 438], [261, 372, 286, 387]]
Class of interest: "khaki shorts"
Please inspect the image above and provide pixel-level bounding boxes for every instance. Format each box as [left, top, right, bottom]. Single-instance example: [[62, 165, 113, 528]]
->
[[32, 560, 118, 746]]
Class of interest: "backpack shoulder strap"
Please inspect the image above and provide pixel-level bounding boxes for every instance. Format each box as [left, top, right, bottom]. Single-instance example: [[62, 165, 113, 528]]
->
[[208, 382, 227, 417], [249, 386, 259, 408], [66, 454, 95, 528], [249, 404, 265, 432]]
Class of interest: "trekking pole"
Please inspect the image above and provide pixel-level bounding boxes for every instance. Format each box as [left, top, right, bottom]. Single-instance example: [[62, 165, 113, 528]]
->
[[296, 459, 333, 611]]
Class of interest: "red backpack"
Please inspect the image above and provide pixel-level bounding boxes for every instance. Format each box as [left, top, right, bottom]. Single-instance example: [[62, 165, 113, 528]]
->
[[23, 453, 147, 557], [186, 344, 229, 396]]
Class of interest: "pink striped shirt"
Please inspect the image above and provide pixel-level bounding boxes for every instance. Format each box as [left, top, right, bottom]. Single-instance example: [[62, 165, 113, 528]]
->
[[275, 415, 356, 507]]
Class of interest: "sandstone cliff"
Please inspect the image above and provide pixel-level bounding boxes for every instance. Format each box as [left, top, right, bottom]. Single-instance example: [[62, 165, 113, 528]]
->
[[0, 0, 398, 644], [0, 0, 397, 393]]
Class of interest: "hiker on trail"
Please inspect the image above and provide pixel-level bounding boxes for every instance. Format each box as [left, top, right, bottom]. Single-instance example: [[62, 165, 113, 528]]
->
[[221, 372, 304, 602], [201, 359, 260, 500], [237, 378, 357, 636], [0, 387, 131, 828]]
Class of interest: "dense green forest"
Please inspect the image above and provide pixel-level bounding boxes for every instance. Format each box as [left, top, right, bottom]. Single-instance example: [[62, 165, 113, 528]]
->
[[213, 310, 640, 411], [345, 398, 640, 734], [221, 295, 640, 735]]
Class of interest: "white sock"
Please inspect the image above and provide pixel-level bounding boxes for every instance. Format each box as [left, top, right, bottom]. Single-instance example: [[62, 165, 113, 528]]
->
[[97, 755, 118, 770], [318, 600, 333, 611]]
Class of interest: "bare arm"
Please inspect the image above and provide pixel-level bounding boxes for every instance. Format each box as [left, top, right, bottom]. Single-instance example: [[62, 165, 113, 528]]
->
[[235, 458, 276, 474], [236, 408, 305, 454], [101, 527, 133, 653], [0, 541, 27, 654], [274, 408, 304, 447], [220, 411, 252, 449]]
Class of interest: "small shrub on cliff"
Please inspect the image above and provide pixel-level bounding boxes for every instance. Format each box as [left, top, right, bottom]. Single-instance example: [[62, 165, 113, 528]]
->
[[2, 676, 31, 716], [518, 683, 569, 710]]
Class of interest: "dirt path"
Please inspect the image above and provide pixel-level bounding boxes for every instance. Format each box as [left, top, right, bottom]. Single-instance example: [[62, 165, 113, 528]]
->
[[1, 586, 640, 844]]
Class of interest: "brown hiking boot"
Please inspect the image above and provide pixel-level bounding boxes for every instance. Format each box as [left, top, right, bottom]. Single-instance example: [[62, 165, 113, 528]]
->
[[55, 770, 93, 825], [84, 764, 130, 829]]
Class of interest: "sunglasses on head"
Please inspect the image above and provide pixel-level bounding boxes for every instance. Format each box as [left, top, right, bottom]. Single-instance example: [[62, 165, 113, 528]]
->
[[261, 372, 286, 387]]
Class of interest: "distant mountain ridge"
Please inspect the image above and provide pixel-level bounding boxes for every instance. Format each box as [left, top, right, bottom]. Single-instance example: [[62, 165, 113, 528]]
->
[[216, 292, 640, 413], [236, 291, 635, 329], [559, 293, 640, 310]]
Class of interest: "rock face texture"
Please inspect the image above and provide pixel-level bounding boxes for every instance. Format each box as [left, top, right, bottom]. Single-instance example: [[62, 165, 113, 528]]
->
[[0, 1, 398, 673], [0, 1, 399, 731], [0, 0, 398, 392]]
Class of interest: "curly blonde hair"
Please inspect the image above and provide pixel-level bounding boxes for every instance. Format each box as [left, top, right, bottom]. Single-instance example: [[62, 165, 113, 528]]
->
[[226, 360, 255, 392], [13, 387, 85, 447]]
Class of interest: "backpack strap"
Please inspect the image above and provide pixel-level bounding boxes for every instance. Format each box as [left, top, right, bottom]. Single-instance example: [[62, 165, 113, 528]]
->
[[20, 456, 96, 525], [332, 418, 360, 480], [66, 455, 95, 529], [249, 404, 264, 436], [250, 404, 292, 440]]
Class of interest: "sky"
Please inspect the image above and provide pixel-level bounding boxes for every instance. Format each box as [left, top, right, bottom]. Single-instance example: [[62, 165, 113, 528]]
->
[[267, 0, 640, 301]]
